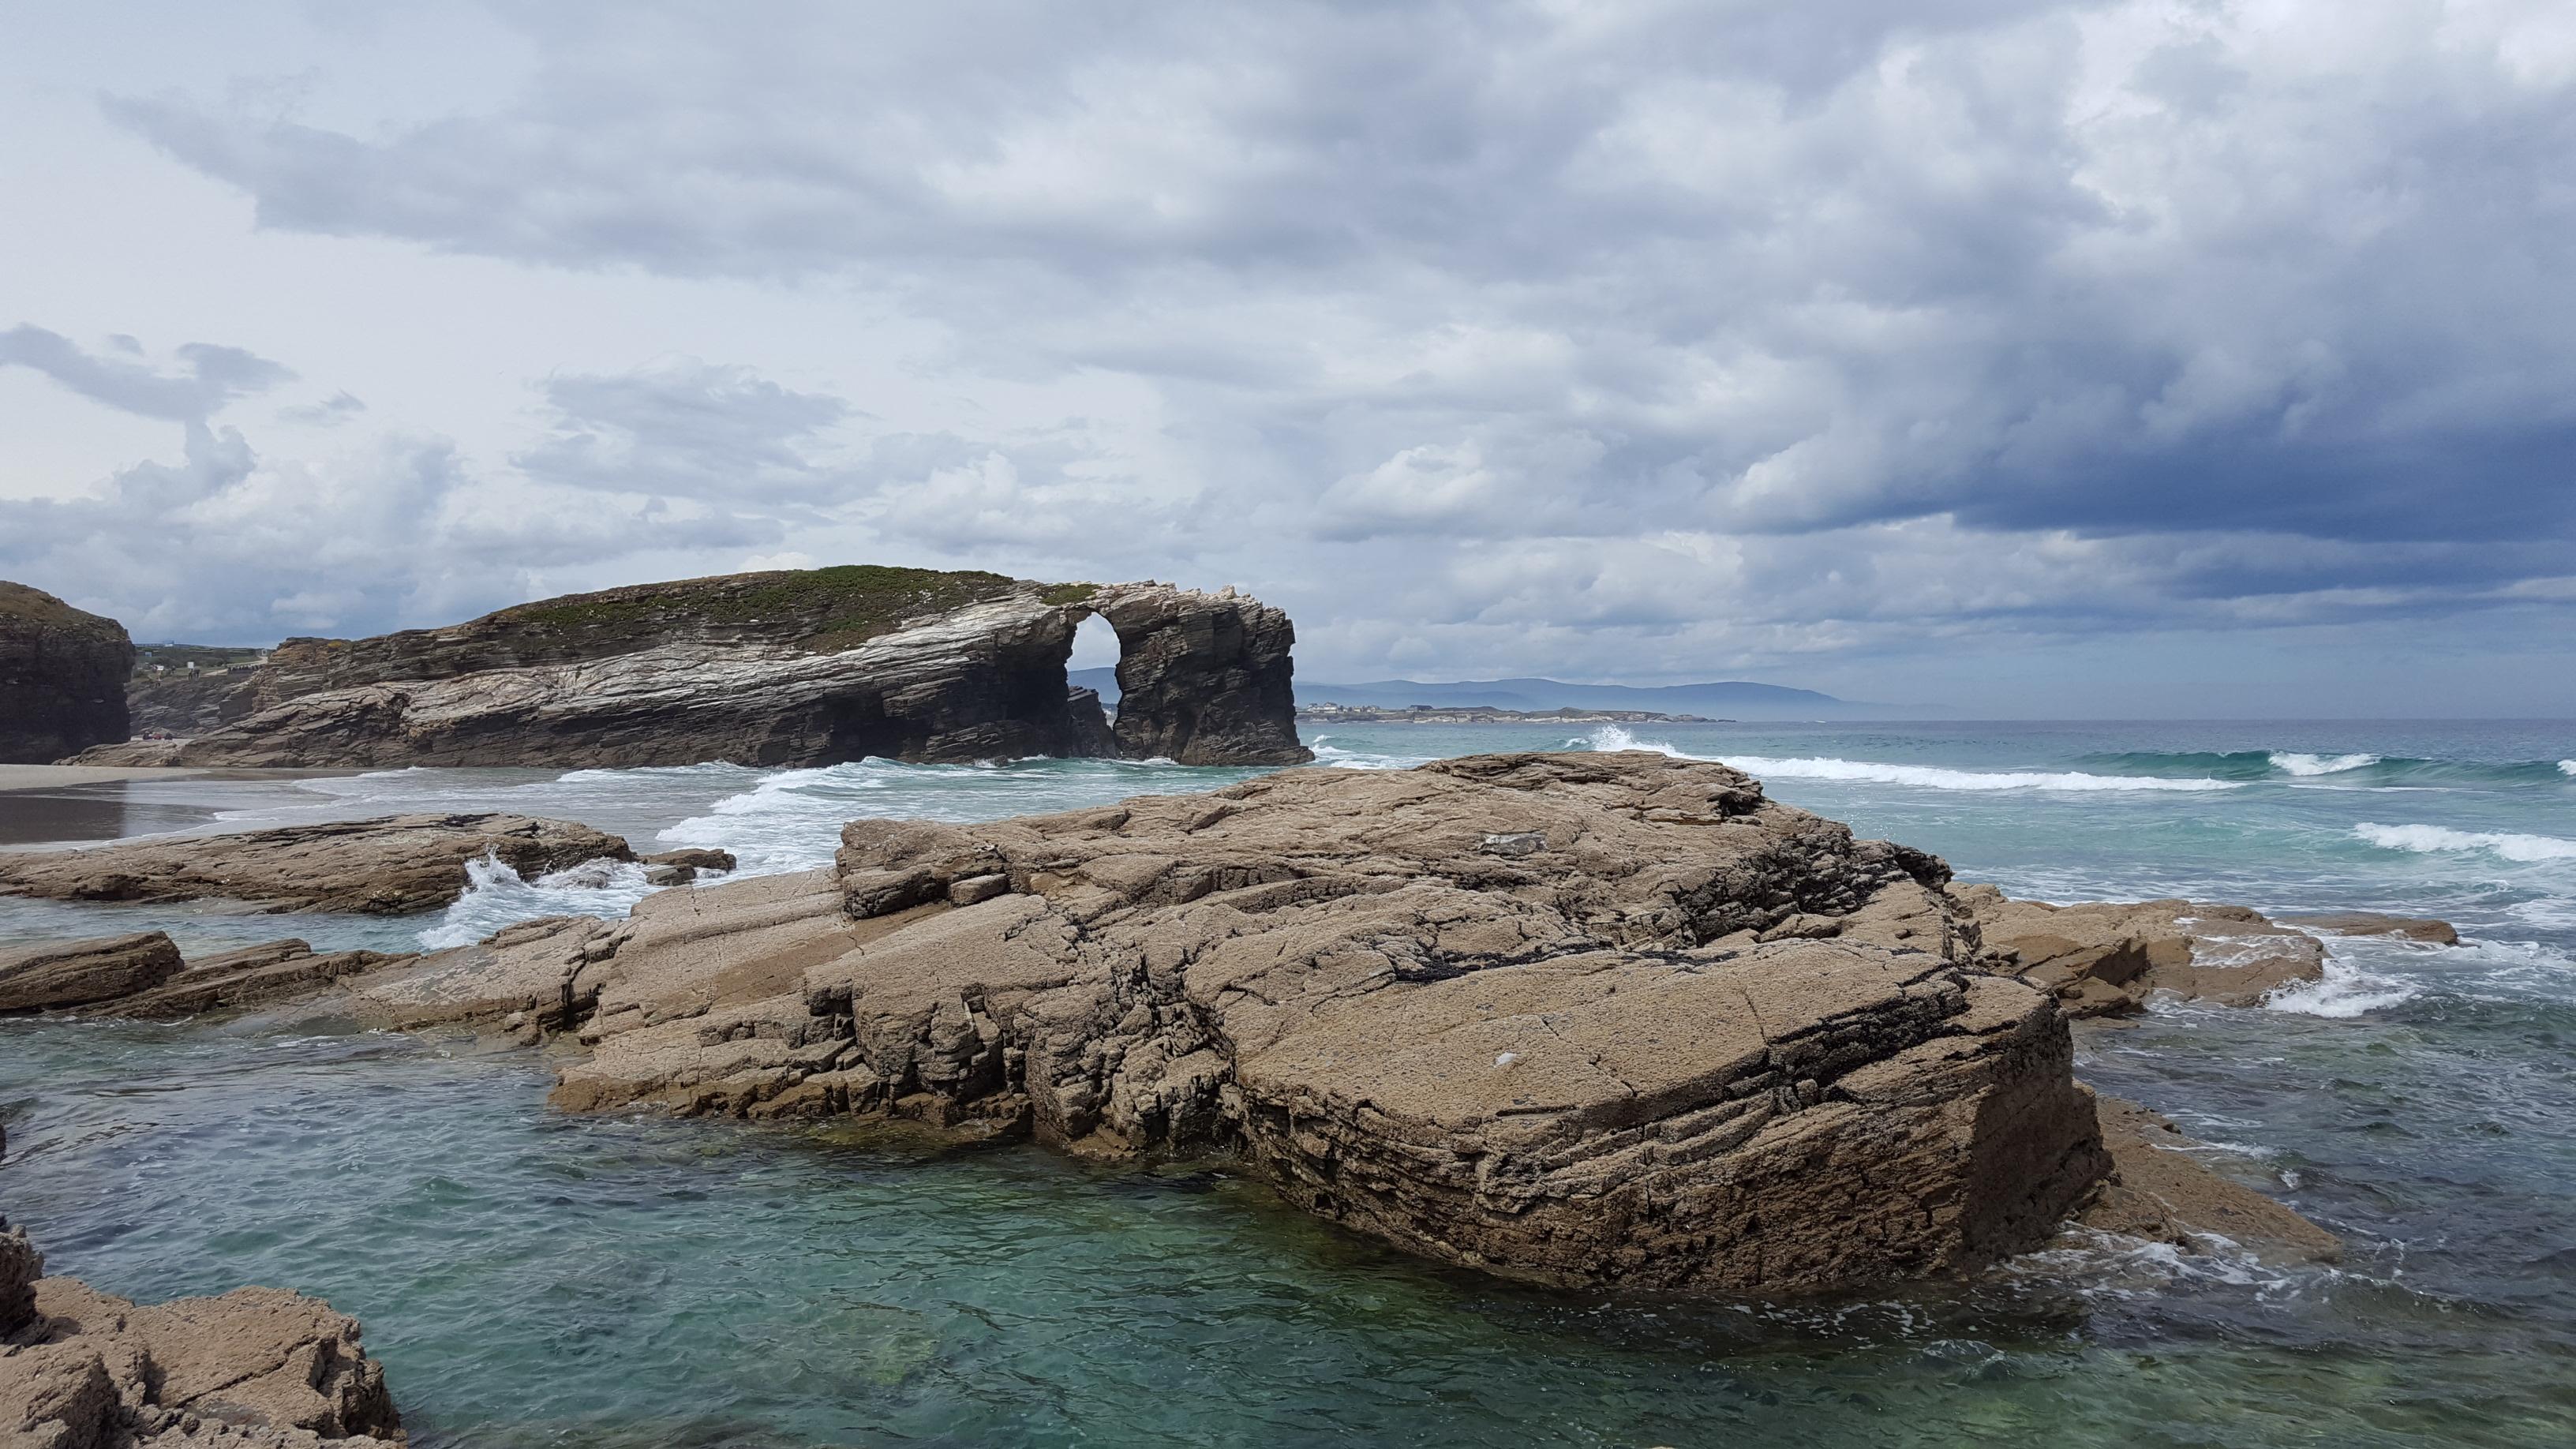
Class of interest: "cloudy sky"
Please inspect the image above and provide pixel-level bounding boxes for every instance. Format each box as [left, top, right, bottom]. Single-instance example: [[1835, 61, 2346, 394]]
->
[[6, 2, 2572, 716]]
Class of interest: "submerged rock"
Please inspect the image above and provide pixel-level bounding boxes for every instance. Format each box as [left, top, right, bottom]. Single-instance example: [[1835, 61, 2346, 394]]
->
[[0, 582, 133, 766], [0, 1226, 404, 1447], [425, 751, 2115, 1295], [0, 814, 631, 915], [1955, 886, 2328, 1018], [0, 934, 182, 1015], [2077, 1098, 2342, 1264], [74, 568, 1309, 769]]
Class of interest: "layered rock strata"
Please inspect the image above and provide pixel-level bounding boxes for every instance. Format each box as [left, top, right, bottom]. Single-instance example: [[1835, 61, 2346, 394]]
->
[[0, 934, 182, 1015], [0, 582, 133, 765], [0, 814, 630, 915], [356, 752, 2113, 1294], [74, 568, 1309, 769], [1956, 886, 2330, 1018], [1, 1227, 403, 1447]]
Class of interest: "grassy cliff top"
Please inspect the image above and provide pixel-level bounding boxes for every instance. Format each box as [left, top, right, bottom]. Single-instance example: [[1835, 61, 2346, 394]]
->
[[492, 565, 1036, 652], [0, 581, 126, 636]]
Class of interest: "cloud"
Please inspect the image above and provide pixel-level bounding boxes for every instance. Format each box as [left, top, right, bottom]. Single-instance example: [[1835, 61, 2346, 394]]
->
[[0, 325, 293, 422], [513, 360, 856, 501], [279, 390, 368, 425], [4, 1, 2566, 707]]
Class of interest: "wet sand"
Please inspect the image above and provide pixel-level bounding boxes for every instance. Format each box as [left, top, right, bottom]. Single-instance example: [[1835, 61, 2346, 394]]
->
[[0, 766, 354, 847]]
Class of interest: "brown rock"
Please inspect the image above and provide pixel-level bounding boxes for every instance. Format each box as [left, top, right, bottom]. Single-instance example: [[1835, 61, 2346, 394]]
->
[[73, 569, 1310, 769], [0, 582, 133, 766], [0, 934, 182, 1014], [1954, 886, 2327, 1017], [419, 751, 2114, 1295], [1, 1229, 402, 1447], [2280, 911, 2460, 945], [2077, 1098, 2342, 1264], [114, 940, 400, 1020], [0, 814, 631, 915]]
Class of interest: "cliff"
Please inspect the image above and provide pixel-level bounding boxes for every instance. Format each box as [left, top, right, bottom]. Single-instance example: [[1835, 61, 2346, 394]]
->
[[0, 582, 133, 764], [76, 568, 1310, 769]]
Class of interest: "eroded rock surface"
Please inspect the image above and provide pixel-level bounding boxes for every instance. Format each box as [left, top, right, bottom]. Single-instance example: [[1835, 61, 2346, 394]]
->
[[1956, 886, 2327, 1018], [0, 814, 629, 915], [2280, 912, 2461, 945], [0, 934, 182, 1015], [1, 1228, 403, 1447], [0, 582, 133, 765], [73, 567, 1309, 769], [408, 751, 2116, 1295]]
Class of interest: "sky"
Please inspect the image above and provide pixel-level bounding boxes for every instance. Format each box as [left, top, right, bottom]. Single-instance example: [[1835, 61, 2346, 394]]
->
[[4, 1, 2572, 717]]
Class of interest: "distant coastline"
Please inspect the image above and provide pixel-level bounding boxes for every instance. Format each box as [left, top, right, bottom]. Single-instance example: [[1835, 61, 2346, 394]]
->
[[1297, 702, 1720, 725]]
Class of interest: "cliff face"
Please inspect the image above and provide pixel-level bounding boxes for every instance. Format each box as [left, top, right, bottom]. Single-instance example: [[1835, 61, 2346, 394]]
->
[[78, 567, 1310, 769], [0, 582, 133, 764]]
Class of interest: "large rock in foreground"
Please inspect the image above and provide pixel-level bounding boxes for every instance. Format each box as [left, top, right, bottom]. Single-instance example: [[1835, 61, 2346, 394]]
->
[[74, 567, 1309, 769], [0, 582, 133, 765], [1, 1227, 403, 1447], [424, 751, 2111, 1295], [0, 814, 630, 915]]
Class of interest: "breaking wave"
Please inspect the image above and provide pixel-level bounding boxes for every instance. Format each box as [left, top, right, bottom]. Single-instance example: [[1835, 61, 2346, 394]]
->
[[417, 852, 658, 949], [2083, 750, 2576, 788], [2353, 823, 2576, 863], [1583, 727, 2239, 792]]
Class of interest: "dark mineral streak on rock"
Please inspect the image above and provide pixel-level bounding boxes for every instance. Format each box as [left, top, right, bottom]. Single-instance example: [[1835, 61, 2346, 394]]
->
[[74, 567, 1309, 769], [0, 582, 133, 764]]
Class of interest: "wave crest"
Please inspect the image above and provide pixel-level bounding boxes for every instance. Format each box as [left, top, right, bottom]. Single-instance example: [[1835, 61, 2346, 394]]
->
[[1586, 728, 2239, 793], [2353, 822, 2576, 863]]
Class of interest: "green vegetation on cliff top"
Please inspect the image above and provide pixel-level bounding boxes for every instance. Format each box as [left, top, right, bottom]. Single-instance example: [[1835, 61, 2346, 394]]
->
[[500, 565, 1033, 651]]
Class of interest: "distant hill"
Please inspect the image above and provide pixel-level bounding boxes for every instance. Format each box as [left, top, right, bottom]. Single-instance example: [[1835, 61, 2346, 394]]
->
[[1073, 668, 1926, 721]]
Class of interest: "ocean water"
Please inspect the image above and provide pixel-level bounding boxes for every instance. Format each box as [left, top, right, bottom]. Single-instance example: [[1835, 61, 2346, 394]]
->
[[3, 719, 2574, 1446]]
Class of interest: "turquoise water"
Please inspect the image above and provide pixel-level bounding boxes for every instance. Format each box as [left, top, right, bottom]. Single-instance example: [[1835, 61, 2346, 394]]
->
[[4, 720, 2574, 1446]]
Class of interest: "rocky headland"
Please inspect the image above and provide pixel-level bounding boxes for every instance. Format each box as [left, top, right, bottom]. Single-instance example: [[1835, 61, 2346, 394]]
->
[[1, 751, 2361, 1295], [2, 1226, 402, 1448], [77, 567, 1309, 770], [1, 582, 134, 766]]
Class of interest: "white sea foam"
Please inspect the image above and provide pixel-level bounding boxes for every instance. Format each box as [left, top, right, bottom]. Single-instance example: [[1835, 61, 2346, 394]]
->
[[1582, 728, 2240, 792], [417, 852, 659, 949], [2353, 822, 2576, 863], [1309, 737, 1431, 771], [2560, 759, 2576, 777], [2270, 751, 2379, 777], [2262, 956, 2421, 1018]]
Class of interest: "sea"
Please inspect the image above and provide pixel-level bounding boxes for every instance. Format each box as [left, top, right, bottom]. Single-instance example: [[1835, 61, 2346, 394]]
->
[[3, 718, 2573, 1447]]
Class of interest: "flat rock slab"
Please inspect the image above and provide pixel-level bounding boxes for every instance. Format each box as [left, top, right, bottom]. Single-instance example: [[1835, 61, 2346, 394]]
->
[[2, 1227, 402, 1447], [0, 812, 631, 915], [2281, 911, 2461, 945], [477, 751, 2117, 1296], [2077, 1097, 2342, 1264], [0, 932, 182, 1013], [1955, 886, 2328, 1017]]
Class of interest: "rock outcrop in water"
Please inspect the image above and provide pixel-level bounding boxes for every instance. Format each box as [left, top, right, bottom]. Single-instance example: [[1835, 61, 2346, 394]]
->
[[0, 814, 631, 915], [0, 934, 184, 1015], [1, 1226, 404, 1447], [0, 582, 133, 765], [73, 567, 1309, 769], [340, 752, 2113, 1294], [1956, 887, 2329, 1018]]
